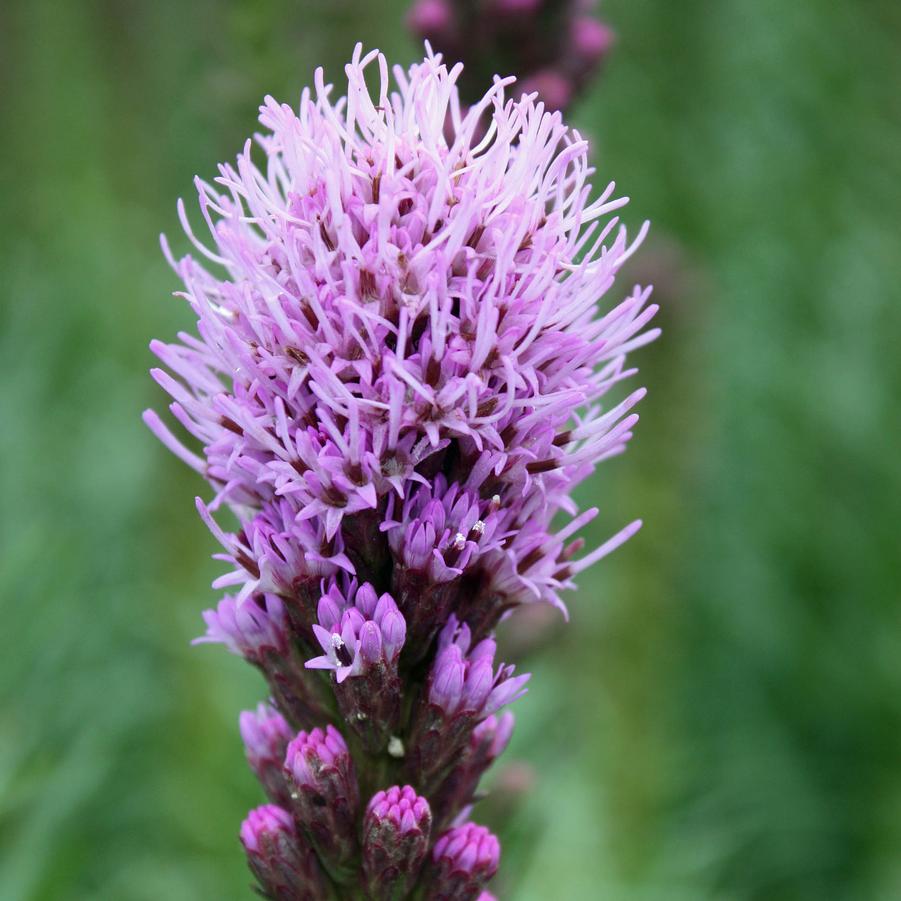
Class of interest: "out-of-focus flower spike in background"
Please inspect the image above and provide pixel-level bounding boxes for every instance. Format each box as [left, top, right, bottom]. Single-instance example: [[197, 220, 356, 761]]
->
[[1, 1, 900, 899]]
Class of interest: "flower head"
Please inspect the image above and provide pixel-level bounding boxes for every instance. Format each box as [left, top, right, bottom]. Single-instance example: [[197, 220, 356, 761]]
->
[[148, 44, 653, 624], [148, 43, 655, 900], [195, 594, 288, 661]]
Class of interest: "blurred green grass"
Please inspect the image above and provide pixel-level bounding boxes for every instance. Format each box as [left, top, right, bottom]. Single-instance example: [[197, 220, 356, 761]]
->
[[1, 1, 900, 898]]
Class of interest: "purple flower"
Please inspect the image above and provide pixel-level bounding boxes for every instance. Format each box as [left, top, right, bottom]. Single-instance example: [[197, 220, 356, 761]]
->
[[306, 580, 406, 683], [383, 476, 503, 583], [195, 594, 288, 662], [306, 579, 407, 751], [429, 616, 529, 718], [363, 785, 432, 897], [147, 44, 655, 897], [380, 476, 509, 652], [239, 704, 294, 808], [149, 47, 653, 622], [406, 0, 616, 111], [406, 616, 527, 789], [239, 804, 326, 900], [428, 821, 500, 901], [284, 725, 359, 877]]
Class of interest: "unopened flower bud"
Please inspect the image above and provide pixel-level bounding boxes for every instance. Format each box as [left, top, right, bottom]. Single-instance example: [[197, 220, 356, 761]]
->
[[518, 69, 573, 112], [239, 704, 293, 807], [408, 0, 453, 36], [571, 15, 615, 64], [284, 725, 359, 880], [240, 804, 326, 901], [197, 594, 288, 663], [363, 785, 432, 899], [428, 822, 500, 901]]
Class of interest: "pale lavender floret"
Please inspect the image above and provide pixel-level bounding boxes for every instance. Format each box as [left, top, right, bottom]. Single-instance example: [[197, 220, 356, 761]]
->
[[195, 496, 354, 606], [382, 476, 504, 584], [430, 616, 529, 718], [305, 579, 406, 683], [195, 594, 288, 661], [471, 711, 515, 762]]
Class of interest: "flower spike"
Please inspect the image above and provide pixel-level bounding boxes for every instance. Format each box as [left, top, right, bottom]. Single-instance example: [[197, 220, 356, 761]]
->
[[148, 43, 654, 898]]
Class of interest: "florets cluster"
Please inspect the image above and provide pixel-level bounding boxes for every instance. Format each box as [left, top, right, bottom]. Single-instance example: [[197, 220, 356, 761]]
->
[[147, 44, 654, 900]]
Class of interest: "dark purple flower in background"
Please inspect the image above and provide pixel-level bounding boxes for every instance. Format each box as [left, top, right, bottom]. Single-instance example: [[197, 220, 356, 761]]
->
[[146, 43, 654, 899], [408, 0, 615, 111]]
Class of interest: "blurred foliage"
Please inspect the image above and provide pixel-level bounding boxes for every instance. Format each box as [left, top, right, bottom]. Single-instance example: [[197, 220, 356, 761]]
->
[[1, 1, 899, 899]]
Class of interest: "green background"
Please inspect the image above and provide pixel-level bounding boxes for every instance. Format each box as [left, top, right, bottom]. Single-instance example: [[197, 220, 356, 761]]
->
[[2, 1, 899, 898]]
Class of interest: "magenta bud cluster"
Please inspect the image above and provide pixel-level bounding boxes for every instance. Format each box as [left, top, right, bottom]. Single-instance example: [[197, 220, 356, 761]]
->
[[240, 704, 295, 808], [307, 580, 406, 682], [284, 726, 360, 879], [407, 0, 615, 111], [430, 617, 529, 719], [428, 822, 501, 900], [240, 804, 328, 900], [147, 44, 653, 900], [362, 785, 432, 898]]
